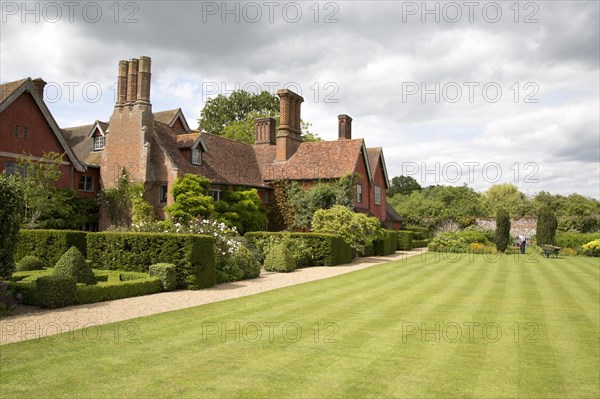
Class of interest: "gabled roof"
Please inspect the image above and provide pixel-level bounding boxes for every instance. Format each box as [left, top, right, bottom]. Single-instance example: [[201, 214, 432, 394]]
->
[[366, 147, 390, 189], [176, 132, 207, 152], [0, 78, 86, 172], [61, 123, 102, 166], [154, 125, 267, 188], [153, 108, 191, 132], [386, 203, 404, 223], [254, 139, 372, 182]]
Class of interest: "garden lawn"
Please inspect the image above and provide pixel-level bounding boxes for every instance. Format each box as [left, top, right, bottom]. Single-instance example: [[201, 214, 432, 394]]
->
[[1, 253, 598, 398]]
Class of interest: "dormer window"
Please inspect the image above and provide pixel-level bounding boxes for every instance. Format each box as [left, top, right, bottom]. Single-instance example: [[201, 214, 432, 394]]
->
[[94, 135, 105, 151], [191, 148, 202, 165]]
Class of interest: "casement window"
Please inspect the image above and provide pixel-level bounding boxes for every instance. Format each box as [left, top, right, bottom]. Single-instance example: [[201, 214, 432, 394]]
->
[[191, 148, 202, 165], [23, 128, 29, 140], [93, 135, 105, 151], [356, 184, 363, 203], [208, 189, 221, 202], [3, 162, 25, 178], [263, 191, 269, 204], [159, 183, 168, 204], [374, 185, 382, 205], [14, 126, 19, 138], [78, 175, 94, 192]]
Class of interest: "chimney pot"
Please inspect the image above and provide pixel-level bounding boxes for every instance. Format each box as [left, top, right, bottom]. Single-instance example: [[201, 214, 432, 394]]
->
[[136, 56, 151, 105], [276, 89, 304, 161], [126, 58, 139, 105], [254, 117, 276, 145], [31, 78, 46, 100], [338, 114, 352, 140]]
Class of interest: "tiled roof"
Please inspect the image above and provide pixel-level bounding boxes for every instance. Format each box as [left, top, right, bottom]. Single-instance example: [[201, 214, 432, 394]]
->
[[366, 148, 382, 175], [154, 123, 267, 188], [153, 109, 180, 125], [0, 78, 27, 105], [61, 121, 108, 166], [254, 139, 366, 181], [176, 133, 200, 148], [386, 203, 404, 223]]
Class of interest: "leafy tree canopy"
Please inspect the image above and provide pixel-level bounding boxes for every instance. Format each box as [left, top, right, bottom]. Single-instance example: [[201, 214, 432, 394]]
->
[[387, 175, 422, 196]]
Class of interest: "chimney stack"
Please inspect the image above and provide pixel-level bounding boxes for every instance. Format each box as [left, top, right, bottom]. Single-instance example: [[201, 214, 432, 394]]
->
[[126, 58, 139, 105], [254, 117, 276, 145], [338, 114, 352, 140], [276, 89, 304, 161], [116, 60, 129, 107], [31, 78, 46, 100], [136, 56, 151, 105]]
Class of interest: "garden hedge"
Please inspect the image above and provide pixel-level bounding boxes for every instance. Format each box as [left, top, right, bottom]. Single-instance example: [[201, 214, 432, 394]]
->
[[15, 229, 87, 268], [412, 239, 429, 248], [149, 263, 178, 291], [397, 231, 414, 251], [245, 232, 353, 266], [87, 232, 215, 289], [76, 277, 162, 304], [373, 230, 398, 256], [36, 275, 77, 308], [403, 226, 430, 240]]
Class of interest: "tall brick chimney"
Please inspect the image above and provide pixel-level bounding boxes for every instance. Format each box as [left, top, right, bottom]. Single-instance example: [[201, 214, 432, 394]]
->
[[102, 56, 154, 189], [31, 78, 46, 100], [338, 114, 352, 140], [254, 117, 276, 145], [276, 89, 303, 161]]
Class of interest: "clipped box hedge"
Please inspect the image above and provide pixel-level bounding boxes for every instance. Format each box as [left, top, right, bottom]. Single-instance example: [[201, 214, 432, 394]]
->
[[36, 275, 77, 308], [87, 232, 215, 289], [373, 230, 398, 256], [76, 277, 162, 304], [397, 230, 414, 251], [404, 226, 430, 240], [412, 239, 430, 248], [15, 229, 87, 268], [245, 232, 353, 266], [149, 263, 178, 291]]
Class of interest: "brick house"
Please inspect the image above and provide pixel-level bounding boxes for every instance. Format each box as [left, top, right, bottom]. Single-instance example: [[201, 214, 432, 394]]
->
[[0, 56, 402, 230]]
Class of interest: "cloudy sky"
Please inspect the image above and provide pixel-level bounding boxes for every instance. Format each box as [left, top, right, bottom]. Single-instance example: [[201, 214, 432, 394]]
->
[[2, 1, 599, 199]]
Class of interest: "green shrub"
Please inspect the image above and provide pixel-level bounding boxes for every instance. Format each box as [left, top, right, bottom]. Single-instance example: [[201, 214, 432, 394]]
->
[[404, 226, 430, 240], [53, 247, 97, 285], [249, 233, 311, 266], [87, 232, 215, 289], [427, 230, 491, 253], [233, 246, 261, 280], [412, 239, 429, 248], [554, 232, 600, 251], [36, 275, 77, 308], [264, 243, 297, 272], [15, 230, 87, 268], [6, 281, 38, 305], [76, 277, 162, 304], [245, 232, 353, 266], [494, 209, 511, 252], [16, 256, 45, 271], [0, 175, 25, 279], [397, 231, 414, 251], [149, 263, 178, 291], [537, 206, 558, 246], [373, 230, 398, 256], [582, 239, 600, 257]]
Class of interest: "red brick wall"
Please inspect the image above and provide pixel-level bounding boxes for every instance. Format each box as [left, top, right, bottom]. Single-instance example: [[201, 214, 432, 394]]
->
[[0, 91, 74, 189], [369, 159, 387, 222], [352, 153, 371, 211]]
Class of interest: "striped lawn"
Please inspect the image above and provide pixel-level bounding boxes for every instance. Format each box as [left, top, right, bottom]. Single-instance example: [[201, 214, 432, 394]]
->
[[0, 253, 598, 398]]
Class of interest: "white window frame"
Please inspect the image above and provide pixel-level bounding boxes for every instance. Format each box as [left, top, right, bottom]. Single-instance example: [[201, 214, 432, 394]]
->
[[208, 189, 221, 202], [23, 127, 29, 140], [191, 148, 202, 165], [78, 175, 94, 192], [374, 185, 382, 205], [356, 184, 363, 203], [93, 135, 105, 151]]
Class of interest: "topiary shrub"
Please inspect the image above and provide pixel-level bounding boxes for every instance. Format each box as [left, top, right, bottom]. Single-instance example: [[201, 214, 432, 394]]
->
[[494, 209, 511, 252], [76, 277, 162, 304], [233, 246, 261, 280], [537, 206, 558, 246], [16, 256, 45, 271], [53, 247, 97, 285], [36, 275, 77, 308], [149, 263, 177, 291], [0, 175, 25, 279], [397, 231, 414, 251], [15, 229, 87, 268], [264, 243, 297, 272]]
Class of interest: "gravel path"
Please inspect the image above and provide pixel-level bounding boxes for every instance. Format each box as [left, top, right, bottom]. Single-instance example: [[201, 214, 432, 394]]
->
[[0, 249, 425, 345]]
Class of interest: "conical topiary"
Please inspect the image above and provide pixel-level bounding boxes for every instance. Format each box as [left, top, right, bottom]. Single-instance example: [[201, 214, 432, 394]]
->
[[53, 246, 97, 285]]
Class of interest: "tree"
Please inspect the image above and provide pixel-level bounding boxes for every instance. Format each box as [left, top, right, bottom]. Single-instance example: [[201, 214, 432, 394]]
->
[[388, 175, 422, 196], [16, 152, 63, 228], [199, 90, 321, 144], [36, 189, 98, 230], [164, 174, 214, 224], [0, 175, 25, 278], [494, 209, 511, 252], [537, 206, 558, 246], [312, 205, 382, 256], [214, 187, 267, 234], [199, 90, 280, 135], [483, 183, 533, 217]]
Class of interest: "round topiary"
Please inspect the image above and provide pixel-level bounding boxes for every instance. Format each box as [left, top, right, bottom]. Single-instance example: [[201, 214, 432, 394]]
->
[[53, 246, 97, 285], [16, 255, 45, 271], [233, 246, 261, 280], [264, 243, 297, 273]]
